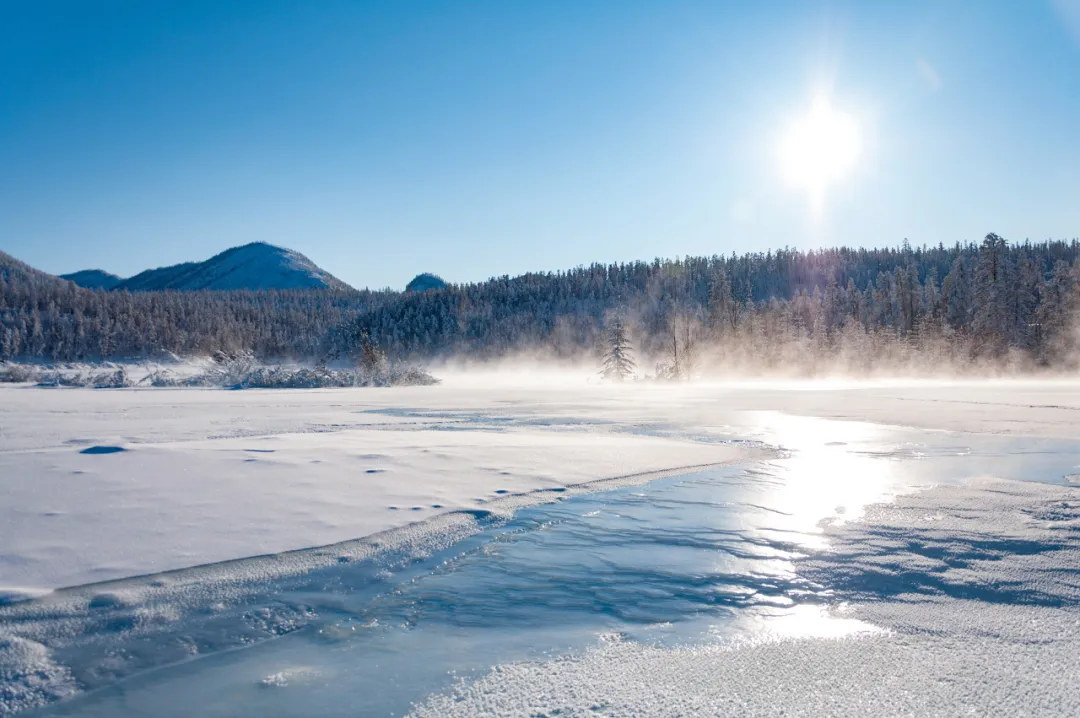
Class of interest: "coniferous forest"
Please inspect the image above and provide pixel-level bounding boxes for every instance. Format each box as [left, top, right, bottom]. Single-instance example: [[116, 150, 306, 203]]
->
[[3, 234, 1080, 375]]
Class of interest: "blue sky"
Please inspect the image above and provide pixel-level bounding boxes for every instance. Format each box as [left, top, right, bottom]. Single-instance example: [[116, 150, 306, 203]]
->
[[2, 1, 1079, 290]]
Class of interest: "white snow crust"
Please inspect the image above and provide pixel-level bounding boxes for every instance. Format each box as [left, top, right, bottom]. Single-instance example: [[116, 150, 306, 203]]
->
[[0, 384, 760, 591]]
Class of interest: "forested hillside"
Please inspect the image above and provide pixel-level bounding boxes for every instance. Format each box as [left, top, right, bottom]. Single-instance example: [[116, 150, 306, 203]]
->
[[349, 235, 1080, 371], [0, 250, 386, 360], [4, 235, 1080, 373]]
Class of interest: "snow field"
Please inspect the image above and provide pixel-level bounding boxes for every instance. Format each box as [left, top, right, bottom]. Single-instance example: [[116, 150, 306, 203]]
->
[[0, 385, 760, 592], [2, 378, 1080, 715], [3, 378, 1080, 592]]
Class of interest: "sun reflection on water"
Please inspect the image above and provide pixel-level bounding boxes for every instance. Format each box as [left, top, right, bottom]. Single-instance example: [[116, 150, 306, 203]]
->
[[727, 603, 886, 642], [748, 412, 902, 539]]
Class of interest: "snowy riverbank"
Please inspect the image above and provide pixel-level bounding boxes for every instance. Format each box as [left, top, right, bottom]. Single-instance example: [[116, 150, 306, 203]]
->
[[2, 378, 1080, 715], [2, 378, 1079, 592]]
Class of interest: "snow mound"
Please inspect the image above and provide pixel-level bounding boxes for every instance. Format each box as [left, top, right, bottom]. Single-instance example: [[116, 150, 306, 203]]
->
[[0, 636, 78, 715]]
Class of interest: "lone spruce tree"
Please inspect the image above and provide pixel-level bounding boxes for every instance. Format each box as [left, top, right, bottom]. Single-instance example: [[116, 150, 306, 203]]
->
[[601, 316, 636, 382]]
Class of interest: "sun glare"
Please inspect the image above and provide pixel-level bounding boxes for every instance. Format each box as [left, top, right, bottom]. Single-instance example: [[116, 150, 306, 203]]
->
[[778, 95, 861, 212]]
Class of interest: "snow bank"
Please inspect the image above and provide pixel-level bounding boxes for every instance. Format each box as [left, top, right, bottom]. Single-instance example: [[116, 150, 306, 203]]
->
[[0, 358, 436, 389]]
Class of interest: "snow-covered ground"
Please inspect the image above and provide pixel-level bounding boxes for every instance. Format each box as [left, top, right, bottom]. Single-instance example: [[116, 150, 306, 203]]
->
[[2, 376, 1078, 593], [2, 376, 1080, 715], [0, 390, 753, 593]]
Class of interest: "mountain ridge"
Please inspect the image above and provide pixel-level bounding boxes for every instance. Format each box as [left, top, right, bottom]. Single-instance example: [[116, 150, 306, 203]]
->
[[64, 242, 353, 292], [60, 269, 123, 290]]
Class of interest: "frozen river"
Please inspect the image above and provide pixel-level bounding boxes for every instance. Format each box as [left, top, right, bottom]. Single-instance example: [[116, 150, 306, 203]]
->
[[5, 397, 1079, 716]]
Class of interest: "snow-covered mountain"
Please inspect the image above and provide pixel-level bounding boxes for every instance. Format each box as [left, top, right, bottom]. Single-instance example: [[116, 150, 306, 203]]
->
[[67, 243, 352, 292], [61, 269, 123, 290]]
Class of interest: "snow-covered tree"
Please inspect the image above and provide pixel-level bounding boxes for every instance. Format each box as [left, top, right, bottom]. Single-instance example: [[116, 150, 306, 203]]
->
[[943, 257, 973, 330], [707, 267, 736, 335], [973, 233, 1013, 355], [600, 316, 636, 381]]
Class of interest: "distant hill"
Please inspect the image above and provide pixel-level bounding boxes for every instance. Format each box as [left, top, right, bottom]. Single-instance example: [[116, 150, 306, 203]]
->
[[61, 269, 123, 290], [1, 250, 79, 292], [406, 273, 448, 292], [102, 242, 352, 292], [1, 247, 381, 362]]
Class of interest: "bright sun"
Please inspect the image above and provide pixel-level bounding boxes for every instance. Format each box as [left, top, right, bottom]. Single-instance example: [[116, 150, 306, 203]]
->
[[779, 96, 860, 211]]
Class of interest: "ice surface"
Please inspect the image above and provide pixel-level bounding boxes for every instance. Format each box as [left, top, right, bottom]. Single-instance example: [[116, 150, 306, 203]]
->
[[410, 477, 1080, 717]]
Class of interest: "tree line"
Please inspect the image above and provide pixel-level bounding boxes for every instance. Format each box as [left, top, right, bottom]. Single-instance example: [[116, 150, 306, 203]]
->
[[351, 235, 1080, 373], [4, 235, 1080, 374]]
